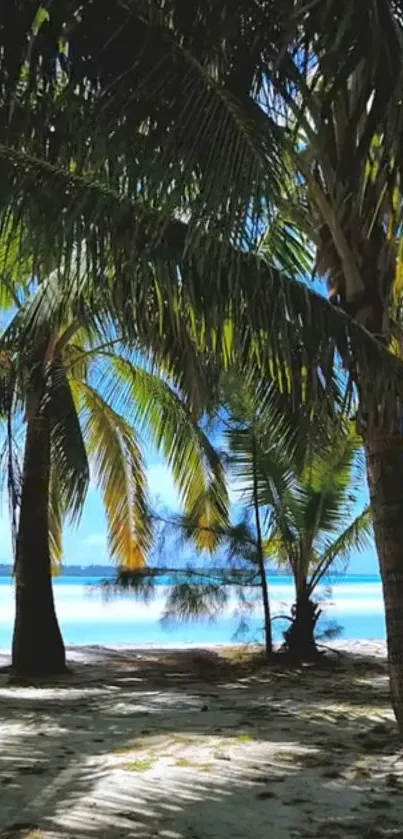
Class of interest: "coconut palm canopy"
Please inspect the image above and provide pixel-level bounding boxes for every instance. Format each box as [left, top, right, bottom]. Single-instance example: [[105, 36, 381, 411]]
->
[[1, 1, 403, 421], [262, 431, 372, 595], [212, 378, 371, 601]]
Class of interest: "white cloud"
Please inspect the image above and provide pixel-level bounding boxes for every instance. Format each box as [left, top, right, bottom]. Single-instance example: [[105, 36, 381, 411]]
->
[[147, 465, 180, 511]]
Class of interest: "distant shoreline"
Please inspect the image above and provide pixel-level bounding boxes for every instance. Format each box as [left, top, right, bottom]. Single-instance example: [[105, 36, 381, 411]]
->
[[0, 566, 379, 579], [0, 565, 288, 578], [0, 565, 116, 577]]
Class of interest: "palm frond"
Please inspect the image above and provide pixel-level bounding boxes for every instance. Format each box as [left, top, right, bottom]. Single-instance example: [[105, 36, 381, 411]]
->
[[49, 467, 63, 572], [227, 424, 294, 512], [0, 220, 34, 308], [309, 507, 373, 591], [48, 359, 90, 523], [96, 354, 230, 551], [73, 378, 151, 568], [0, 1, 294, 262], [264, 419, 368, 589], [264, 532, 295, 572], [1, 145, 403, 425], [292, 427, 362, 546]]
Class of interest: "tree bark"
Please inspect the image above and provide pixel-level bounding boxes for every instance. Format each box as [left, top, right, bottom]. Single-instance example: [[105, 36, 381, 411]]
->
[[364, 427, 403, 733], [283, 587, 321, 661], [12, 395, 66, 680]]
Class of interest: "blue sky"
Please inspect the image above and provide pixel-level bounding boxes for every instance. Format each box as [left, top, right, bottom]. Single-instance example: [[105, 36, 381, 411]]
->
[[0, 448, 179, 567], [0, 446, 377, 574], [70, 456, 377, 574]]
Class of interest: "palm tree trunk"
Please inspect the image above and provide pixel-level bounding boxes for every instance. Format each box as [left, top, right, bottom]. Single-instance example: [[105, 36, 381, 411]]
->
[[251, 436, 272, 659], [12, 394, 66, 680], [364, 426, 403, 734], [284, 585, 321, 661]]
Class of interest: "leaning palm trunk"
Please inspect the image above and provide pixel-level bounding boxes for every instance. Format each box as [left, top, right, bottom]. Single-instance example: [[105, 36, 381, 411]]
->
[[12, 386, 66, 679], [336, 271, 403, 729], [296, 70, 403, 722], [363, 424, 403, 731]]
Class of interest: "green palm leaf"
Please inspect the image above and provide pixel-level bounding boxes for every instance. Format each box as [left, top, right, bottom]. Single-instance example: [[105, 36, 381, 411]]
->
[[72, 379, 151, 568], [48, 467, 63, 572], [292, 428, 361, 548], [0, 2, 292, 260], [1, 145, 403, 426], [48, 360, 90, 524], [309, 507, 373, 591], [96, 353, 230, 551]]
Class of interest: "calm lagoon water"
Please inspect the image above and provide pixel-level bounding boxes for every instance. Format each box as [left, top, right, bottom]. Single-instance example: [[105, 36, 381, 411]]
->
[[0, 574, 386, 648]]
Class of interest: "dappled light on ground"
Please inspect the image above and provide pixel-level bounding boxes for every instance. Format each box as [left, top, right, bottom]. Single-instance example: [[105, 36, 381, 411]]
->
[[0, 647, 402, 838]]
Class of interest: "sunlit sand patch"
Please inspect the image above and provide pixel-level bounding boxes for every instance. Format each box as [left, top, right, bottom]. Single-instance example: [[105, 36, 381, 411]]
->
[[0, 643, 402, 839]]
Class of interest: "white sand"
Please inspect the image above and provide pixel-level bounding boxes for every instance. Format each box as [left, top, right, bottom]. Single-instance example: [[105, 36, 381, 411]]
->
[[0, 641, 402, 839]]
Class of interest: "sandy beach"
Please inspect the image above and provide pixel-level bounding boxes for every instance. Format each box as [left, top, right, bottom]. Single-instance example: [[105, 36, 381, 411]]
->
[[0, 641, 402, 839]]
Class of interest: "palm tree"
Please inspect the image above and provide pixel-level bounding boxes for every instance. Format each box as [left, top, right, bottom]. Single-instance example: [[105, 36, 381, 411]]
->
[[149, 381, 366, 661], [272, 1, 403, 716], [264, 432, 372, 660], [177, 371, 328, 659], [215, 378, 371, 660], [179, 432, 275, 659], [3, 1, 403, 723], [217, 376, 299, 659], [1, 277, 228, 679]]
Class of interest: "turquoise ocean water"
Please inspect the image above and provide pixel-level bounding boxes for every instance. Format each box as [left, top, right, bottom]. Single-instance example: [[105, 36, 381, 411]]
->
[[0, 574, 386, 648]]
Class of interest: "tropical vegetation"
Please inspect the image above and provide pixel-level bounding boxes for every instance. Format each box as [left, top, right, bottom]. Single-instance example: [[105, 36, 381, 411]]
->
[[219, 389, 372, 661], [1, 1, 403, 730], [125, 386, 371, 663], [264, 431, 372, 660]]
